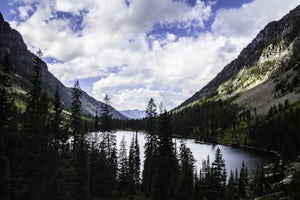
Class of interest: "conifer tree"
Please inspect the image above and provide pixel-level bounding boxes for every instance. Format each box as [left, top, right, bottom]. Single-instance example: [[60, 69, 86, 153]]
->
[[100, 94, 117, 158], [118, 136, 129, 197], [128, 132, 141, 198], [21, 56, 50, 199], [49, 86, 66, 200], [211, 147, 226, 200], [226, 170, 238, 200], [142, 98, 158, 197], [98, 94, 117, 197], [52, 86, 63, 146], [177, 141, 195, 200], [134, 132, 141, 186], [128, 134, 136, 198], [238, 161, 247, 198], [70, 80, 82, 146], [70, 80, 89, 200], [152, 109, 178, 200], [192, 170, 201, 200]]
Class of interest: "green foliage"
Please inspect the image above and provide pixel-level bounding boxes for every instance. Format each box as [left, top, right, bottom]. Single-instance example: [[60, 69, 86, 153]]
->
[[70, 80, 83, 144], [152, 110, 179, 200], [142, 98, 159, 197], [177, 142, 195, 200], [171, 99, 240, 141]]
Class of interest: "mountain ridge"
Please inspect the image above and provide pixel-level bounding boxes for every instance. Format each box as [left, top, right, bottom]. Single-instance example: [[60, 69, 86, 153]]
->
[[177, 5, 300, 111], [0, 13, 126, 119]]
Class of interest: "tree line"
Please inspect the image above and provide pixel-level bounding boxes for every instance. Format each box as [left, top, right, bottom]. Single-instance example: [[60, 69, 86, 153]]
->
[[0, 55, 258, 200], [0, 56, 142, 200]]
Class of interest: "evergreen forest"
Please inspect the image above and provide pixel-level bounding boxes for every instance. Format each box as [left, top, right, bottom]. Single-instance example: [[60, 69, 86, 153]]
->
[[1, 53, 300, 200]]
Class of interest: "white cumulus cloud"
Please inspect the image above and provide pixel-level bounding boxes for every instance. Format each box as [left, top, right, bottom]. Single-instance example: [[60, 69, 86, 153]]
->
[[8, 0, 300, 110]]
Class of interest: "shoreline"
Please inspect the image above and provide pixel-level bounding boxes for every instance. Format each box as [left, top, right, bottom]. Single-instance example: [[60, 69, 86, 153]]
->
[[116, 130, 282, 161]]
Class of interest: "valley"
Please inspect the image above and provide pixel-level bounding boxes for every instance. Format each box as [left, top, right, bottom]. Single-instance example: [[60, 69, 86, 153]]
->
[[1, 2, 300, 200]]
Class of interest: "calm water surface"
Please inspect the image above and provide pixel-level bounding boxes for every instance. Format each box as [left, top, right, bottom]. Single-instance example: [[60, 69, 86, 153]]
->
[[113, 131, 278, 176]]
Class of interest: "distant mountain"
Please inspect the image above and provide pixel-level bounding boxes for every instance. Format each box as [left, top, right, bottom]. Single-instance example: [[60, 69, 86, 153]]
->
[[0, 13, 126, 119], [120, 109, 146, 119], [177, 5, 300, 114]]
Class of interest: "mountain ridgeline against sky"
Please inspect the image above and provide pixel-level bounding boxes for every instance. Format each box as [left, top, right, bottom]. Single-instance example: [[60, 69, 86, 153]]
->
[[120, 109, 146, 119], [178, 5, 300, 111], [0, 13, 126, 119]]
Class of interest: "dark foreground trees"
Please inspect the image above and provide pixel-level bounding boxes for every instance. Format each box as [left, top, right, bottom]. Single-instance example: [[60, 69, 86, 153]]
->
[[2, 51, 299, 200]]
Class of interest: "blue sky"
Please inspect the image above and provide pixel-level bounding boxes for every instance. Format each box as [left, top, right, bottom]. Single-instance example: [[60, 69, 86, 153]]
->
[[1, 0, 300, 110]]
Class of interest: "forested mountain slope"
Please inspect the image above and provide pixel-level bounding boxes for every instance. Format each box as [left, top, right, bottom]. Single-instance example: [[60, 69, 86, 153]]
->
[[0, 13, 126, 119], [178, 5, 300, 113], [170, 5, 300, 161]]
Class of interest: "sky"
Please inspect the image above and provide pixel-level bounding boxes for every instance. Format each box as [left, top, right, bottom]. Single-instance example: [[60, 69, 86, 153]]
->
[[1, 0, 300, 111]]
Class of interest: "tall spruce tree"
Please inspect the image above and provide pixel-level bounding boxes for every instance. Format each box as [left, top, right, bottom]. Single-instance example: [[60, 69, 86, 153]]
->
[[70, 80, 89, 200], [21, 56, 51, 199], [99, 94, 117, 197], [142, 98, 158, 197], [211, 147, 226, 200], [100, 94, 117, 158], [128, 134, 136, 198], [70, 80, 82, 146], [118, 136, 129, 197], [177, 141, 195, 200], [225, 170, 238, 200], [152, 109, 178, 200], [134, 131, 141, 186], [128, 132, 141, 198], [48, 86, 66, 200]]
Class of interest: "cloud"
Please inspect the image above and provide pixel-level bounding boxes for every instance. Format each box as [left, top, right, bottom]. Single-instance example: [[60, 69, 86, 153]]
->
[[8, 0, 300, 110], [212, 0, 300, 38]]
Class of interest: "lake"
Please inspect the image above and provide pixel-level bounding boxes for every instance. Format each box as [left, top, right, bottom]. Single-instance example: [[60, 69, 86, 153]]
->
[[111, 131, 278, 176]]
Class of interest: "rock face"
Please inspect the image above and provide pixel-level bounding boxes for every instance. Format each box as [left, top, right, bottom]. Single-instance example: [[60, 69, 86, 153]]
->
[[178, 5, 300, 109], [0, 13, 126, 119]]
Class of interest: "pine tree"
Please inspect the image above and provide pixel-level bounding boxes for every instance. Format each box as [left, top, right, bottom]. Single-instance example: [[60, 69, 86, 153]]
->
[[21, 56, 50, 199], [93, 94, 118, 198], [145, 98, 157, 135], [100, 94, 117, 158], [152, 110, 178, 200], [142, 98, 158, 197], [134, 131, 140, 186], [192, 170, 201, 200], [49, 86, 66, 200], [118, 136, 129, 197], [70, 80, 89, 200], [70, 80, 82, 146], [225, 170, 238, 200], [211, 147, 226, 200], [177, 141, 195, 200], [128, 132, 141, 198], [238, 161, 247, 198], [128, 134, 136, 198], [52, 86, 63, 146]]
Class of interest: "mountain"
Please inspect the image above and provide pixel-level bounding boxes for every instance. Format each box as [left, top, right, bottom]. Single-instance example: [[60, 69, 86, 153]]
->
[[0, 13, 126, 119], [177, 5, 300, 114], [120, 109, 146, 119]]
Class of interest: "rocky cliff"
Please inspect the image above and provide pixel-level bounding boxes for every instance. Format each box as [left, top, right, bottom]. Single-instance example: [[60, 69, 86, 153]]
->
[[178, 5, 300, 112], [0, 13, 126, 119]]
